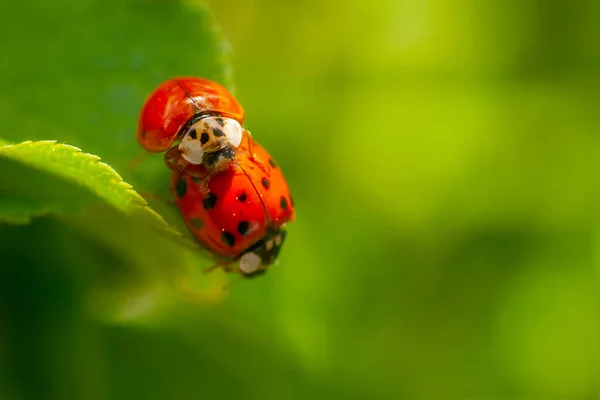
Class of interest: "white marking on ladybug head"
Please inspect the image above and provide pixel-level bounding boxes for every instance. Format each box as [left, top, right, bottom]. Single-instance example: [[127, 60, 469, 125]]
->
[[178, 131, 204, 164], [177, 116, 243, 165], [218, 117, 243, 148], [239, 252, 261, 275], [274, 234, 282, 246]]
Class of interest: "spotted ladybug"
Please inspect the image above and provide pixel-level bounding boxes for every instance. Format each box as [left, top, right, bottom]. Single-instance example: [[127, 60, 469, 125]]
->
[[138, 77, 261, 181], [172, 135, 295, 277]]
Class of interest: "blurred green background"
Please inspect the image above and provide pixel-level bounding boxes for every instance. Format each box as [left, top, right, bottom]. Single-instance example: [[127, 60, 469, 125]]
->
[[1, 0, 600, 398]]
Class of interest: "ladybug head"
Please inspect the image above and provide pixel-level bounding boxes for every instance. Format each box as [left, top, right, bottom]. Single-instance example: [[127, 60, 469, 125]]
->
[[203, 146, 236, 172], [238, 229, 287, 278], [177, 115, 242, 169]]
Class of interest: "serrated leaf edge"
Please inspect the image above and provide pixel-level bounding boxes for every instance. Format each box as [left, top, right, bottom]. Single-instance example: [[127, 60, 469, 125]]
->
[[0, 140, 168, 227]]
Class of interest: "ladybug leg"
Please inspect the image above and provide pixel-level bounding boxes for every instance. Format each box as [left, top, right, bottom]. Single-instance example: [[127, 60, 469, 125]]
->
[[234, 159, 266, 174], [244, 131, 270, 173], [165, 146, 194, 174], [190, 166, 214, 194], [204, 259, 233, 274], [164, 146, 181, 171], [166, 147, 211, 182], [196, 175, 212, 195], [177, 158, 192, 174]]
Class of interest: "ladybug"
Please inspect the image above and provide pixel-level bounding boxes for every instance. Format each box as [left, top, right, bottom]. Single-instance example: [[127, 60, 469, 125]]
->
[[137, 77, 261, 181], [171, 135, 295, 277]]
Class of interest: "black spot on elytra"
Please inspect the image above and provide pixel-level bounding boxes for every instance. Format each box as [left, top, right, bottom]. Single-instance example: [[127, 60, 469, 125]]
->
[[203, 192, 217, 210], [268, 158, 277, 168], [188, 129, 197, 139], [221, 231, 235, 247], [200, 132, 210, 145], [215, 118, 225, 127], [213, 127, 224, 137], [237, 221, 250, 236], [175, 178, 187, 198], [280, 196, 288, 211], [238, 192, 247, 202], [190, 218, 204, 230], [261, 177, 270, 189], [141, 130, 146, 138]]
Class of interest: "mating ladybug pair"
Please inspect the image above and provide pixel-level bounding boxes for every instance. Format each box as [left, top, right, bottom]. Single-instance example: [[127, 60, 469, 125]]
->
[[137, 78, 295, 277]]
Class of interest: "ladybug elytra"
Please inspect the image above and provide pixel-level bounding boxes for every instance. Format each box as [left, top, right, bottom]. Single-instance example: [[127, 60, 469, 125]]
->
[[171, 135, 295, 276], [137, 77, 255, 180]]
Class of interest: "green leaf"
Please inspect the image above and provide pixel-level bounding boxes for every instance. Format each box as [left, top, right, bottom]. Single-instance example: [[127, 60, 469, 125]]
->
[[0, 150, 100, 224], [0, 138, 214, 259], [0, 0, 231, 298], [0, 0, 231, 223], [0, 196, 84, 225], [0, 0, 232, 231], [0, 139, 164, 223]]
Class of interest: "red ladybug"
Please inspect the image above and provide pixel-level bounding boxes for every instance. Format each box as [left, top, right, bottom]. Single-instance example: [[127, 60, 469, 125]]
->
[[138, 77, 260, 181], [172, 136, 295, 277]]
